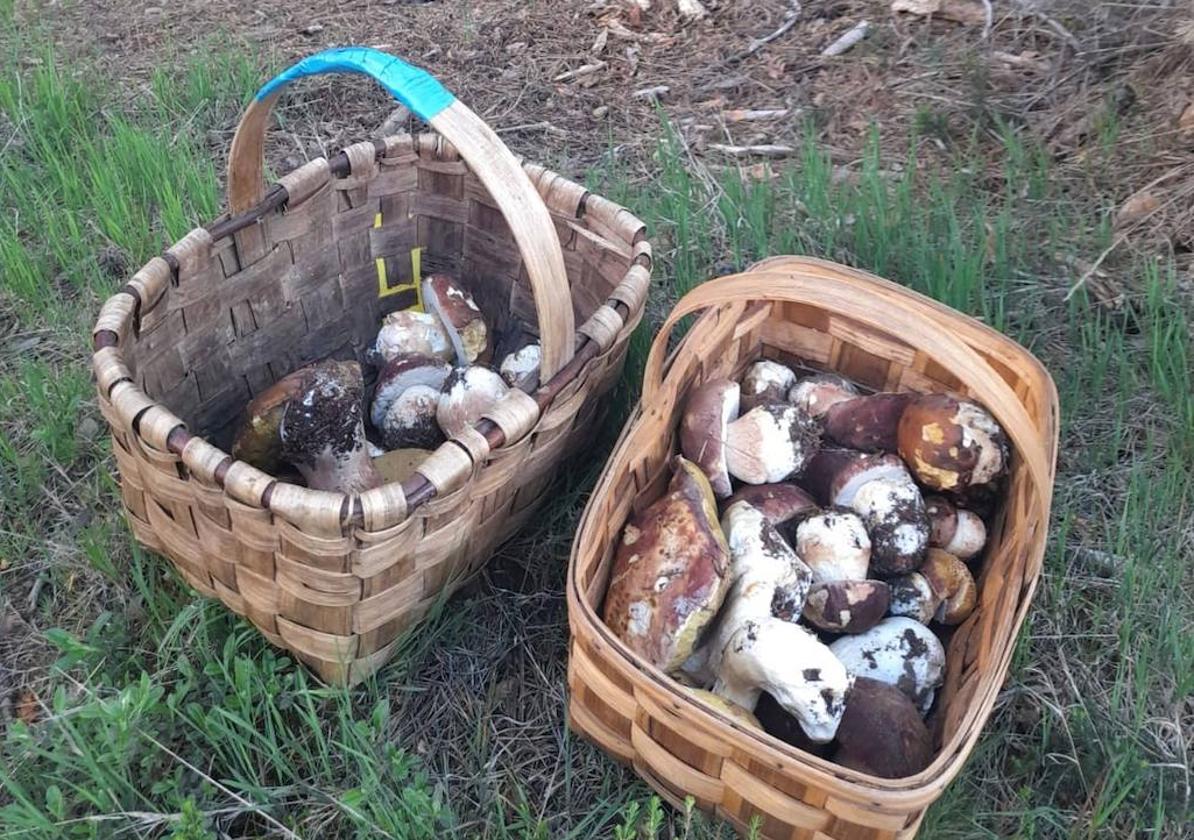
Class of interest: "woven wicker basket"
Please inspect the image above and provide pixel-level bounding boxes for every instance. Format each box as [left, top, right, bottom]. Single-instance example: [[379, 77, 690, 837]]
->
[[91, 48, 651, 685], [567, 257, 1057, 839]]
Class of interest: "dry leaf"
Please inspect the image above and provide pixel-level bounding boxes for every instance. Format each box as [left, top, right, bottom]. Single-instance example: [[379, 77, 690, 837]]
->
[[891, 0, 987, 26], [592, 28, 609, 54], [15, 690, 39, 726], [1116, 191, 1160, 226]]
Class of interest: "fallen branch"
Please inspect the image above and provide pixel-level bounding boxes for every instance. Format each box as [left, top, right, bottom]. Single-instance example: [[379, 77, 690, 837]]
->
[[730, 1, 801, 64], [553, 61, 606, 82], [722, 108, 793, 122], [708, 143, 796, 158]]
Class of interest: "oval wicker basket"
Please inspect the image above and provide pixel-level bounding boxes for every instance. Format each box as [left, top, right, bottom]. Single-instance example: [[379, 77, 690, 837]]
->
[[566, 257, 1057, 839], [91, 48, 651, 685]]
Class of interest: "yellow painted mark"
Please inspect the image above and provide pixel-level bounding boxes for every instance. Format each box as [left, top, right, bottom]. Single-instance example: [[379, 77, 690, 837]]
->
[[374, 210, 425, 307]]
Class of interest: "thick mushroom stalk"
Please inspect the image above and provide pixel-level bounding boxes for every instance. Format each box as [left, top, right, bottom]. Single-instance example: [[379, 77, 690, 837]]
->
[[793, 508, 871, 583], [437, 366, 509, 438], [788, 373, 859, 419], [680, 379, 740, 498], [897, 394, 1008, 491], [374, 310, 454, 363], [739, 360, 797, 412], [422, 274, 492, 365], [830, 617, 945, 714], [498, 343, 542, 392], [277, 360, 383, 493], [602, 457, 731, 672], [924, 495, 987, 560], [725, 404, 821, 485], [713, 620, 852, 743]]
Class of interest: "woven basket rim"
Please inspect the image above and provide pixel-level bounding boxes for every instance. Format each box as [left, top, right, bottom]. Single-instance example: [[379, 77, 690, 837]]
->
[[93, 133, 649, 534], [567, 261, 1059, 807]]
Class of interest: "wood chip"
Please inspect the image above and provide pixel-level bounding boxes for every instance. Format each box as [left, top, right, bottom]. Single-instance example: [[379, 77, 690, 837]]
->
[[15, 690, 39, 726], [1116, 191, 1161, 226], [722, 108, 793, 122], [592, 28, 609, 54]]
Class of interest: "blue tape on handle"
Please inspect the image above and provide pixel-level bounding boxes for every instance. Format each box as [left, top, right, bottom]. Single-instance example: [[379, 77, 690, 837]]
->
[[255, 46, 455, 121]]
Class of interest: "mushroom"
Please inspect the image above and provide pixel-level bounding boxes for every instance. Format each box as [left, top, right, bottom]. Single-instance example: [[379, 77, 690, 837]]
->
[[684, 501, 814, 685], [833, 677, 933, 779], [850, 477, 930, 576], [924, 495, 987, 560], [602, 457, 731, 671], [753, 692, 833, 755], [374, 310, 454, 363], [498, 343, 542, 392], [231, 360, 384, 493], [739, 360, 797, 412], [802, 580, 890, 634], [722, 483, 816, 539], [378, 386, 444, 452], [919, 549, 977, 625], [823, 393, 912, 451], [436, 366, 509, 438], [422, 273, 492, 365], [370, 354, 451, 441], [886, 570, 941, 624], [799, 449, 913, 508], [713, 620, 852, 743], [680, 379, 740, 498], [687, 688, 761, 729], [788, 373, 859, 420], [793, 508, 871, 583], [724, 404, 821, 485], [897, 394, 1008, 492], [829, 616, 945, 714]]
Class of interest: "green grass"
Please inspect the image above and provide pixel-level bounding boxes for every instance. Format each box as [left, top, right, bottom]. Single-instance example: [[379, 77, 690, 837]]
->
[[1, 10, 1190, 840]]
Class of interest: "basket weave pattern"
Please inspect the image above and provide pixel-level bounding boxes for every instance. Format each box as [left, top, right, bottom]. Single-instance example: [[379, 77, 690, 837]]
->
[[567, 258, 1057, 839], [94, 131, 650, 684]]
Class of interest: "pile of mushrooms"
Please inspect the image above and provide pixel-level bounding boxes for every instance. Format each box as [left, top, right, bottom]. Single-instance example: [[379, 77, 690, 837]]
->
[[232, 273, 541, 493], [602, 359, 1009, 778]]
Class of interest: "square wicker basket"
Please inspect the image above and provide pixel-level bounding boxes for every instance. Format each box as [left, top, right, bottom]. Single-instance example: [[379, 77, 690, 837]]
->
[[566, 256, 1058, 839]]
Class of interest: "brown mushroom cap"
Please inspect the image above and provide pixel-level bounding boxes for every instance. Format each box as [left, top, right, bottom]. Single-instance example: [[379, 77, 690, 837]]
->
[[370, 353, 451, 429], [436, 366, 509, 438], [739, 360, 797, 413], [850, 477, 930, 576], [885, 571, 940, 624], [680, 379, 740, 498], [754, 692, 833, 756], [897, 394, 1008, 492], [233, 372, 307, 474], [919, 548, 977, 624], [725, 404, 821, 485], [721, 483, 816, 535], [802, 580, 890, 634], [799, 449, 912, 509], [833, 677, 933, 779], [602, 456, 731, 671], [422, 274, 492, 365], [374, 310, 454, 363], [788, 373, 859, 419], [823, 393, 912, 452]]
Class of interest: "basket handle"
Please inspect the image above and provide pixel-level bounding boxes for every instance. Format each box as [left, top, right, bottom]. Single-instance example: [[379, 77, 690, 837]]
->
[[641, 258, 1053, 502], [226, 47, 575, 380]]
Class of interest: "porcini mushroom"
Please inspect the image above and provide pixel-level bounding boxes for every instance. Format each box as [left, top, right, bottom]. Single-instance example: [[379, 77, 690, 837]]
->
[[370, 354, 451, 447], [833, 677, 933, 779], [262, 360, 383, 493], [823, 393, 912, 451], [802, 579, 890, 634], [924, 495, 987, 560], [885, 570, 941, 624], [919, 549, 977, 625], [850, 477, 930, 576], [436, 366, 509, 438], [602, 457, 730, 671], [739, 360, 797, 412], [713, 620, 852, 743], [799, 449, 913, 509], [793, 508, 872, 583], [788, 373, 859, 419], [374, 310, 454, 363], [422, 274, 492, 365], [680, 379, 740, 498], [829, 616, 945, 714], [724, 404, 820, 485], [722, 483, 816, 539], [897, 394, 1008, 492], [498, 343, 541, 392]]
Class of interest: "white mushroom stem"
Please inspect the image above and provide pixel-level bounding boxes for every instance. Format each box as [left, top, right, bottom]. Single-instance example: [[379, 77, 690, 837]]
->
[[713, 619, 852, 743]]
